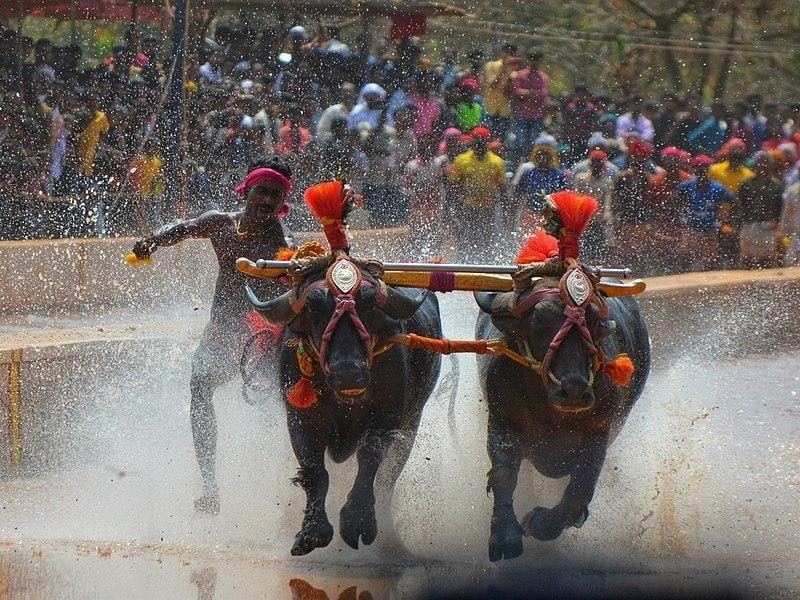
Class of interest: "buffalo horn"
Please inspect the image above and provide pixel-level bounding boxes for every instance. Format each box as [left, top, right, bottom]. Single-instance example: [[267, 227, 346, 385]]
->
[[246, 286, 297, 326], [474, 291, 514, 315], [379, 286, 428, 320]]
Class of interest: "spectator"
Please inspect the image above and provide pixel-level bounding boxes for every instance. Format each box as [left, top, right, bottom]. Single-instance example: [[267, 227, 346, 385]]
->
[[562, 84, 598, 165], [666, 94, 703, 151], [405, 134, 447, 255], [645, 146, 692, 273], [708, 138, 755, 193], [653, 91, 680, 151], [315, 82, 357, 141], [686, 102, 729, 155], [514, 142, 568, 231], [275, 103, 312, 156], [571, 149, 615, 261], [729, 102, 756, 153], [610, 138, 653, 270], [453, 82, 483, 132], [733, 152, 784, 268], [348, 83, 386, 131], [780, 178, 800, 265], [481, 42, 517, 141], [678, 154, 732, 271], [616, 96, 654, 143], [449, 127, 506, 260], [512, 49, 549, 166], [408, 71, 443, 139], [744, 93, 767, 150]]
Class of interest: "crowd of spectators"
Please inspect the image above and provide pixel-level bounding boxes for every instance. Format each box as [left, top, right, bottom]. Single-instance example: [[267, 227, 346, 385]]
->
[[2, 22, 800, 275]]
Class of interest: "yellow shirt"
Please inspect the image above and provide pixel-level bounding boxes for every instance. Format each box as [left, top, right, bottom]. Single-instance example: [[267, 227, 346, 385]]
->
[[77, 111, 109, 175], [482, 59, 512, 117], [450, 149, 506, 209], [708, 161, 755, 193]]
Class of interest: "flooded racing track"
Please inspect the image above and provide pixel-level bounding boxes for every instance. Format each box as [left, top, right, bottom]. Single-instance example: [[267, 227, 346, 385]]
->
[[1, 250, 800, 598]]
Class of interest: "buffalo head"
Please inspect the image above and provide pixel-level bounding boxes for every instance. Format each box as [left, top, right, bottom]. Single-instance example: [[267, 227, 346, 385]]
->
[[475, 267, 616, 413], [248, 256, 427, 404]]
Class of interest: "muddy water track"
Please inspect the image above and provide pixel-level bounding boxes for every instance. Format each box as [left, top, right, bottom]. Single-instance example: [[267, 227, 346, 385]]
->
[[1, 273, 800, 598]]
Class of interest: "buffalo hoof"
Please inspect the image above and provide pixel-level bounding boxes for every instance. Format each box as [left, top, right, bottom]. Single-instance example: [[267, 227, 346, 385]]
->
[[488, 521, 524, 561], [340, 499, 377, 550], [193, 491, 220, 515], [291, 521, 334, 556], [523, 506, 585, 541]]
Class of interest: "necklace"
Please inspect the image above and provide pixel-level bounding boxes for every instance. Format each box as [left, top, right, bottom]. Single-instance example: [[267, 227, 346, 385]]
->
[[234, 217, 251, 239]]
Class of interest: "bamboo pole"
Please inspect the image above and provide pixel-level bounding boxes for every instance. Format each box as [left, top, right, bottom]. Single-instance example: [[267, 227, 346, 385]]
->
[[241, 259, 633, 279], [234, 259, 647, 296]]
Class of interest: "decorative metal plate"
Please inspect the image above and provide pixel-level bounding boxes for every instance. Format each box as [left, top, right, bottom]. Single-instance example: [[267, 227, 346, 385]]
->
[[330, 259, 359, 294], [565, 268, 592, 306]]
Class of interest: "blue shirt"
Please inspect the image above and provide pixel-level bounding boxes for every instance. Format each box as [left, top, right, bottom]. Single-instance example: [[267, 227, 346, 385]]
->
[[516, 167, 568, 211], [687, 116, 728, 154], [678, 178, 732, 231]]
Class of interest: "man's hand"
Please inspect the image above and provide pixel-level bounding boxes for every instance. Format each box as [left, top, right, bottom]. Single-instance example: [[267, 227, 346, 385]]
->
[[132, 238, 156, 260]]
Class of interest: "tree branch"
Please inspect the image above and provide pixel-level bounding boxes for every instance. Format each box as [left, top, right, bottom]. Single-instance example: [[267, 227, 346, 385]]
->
[[614, 0, 658, 23]]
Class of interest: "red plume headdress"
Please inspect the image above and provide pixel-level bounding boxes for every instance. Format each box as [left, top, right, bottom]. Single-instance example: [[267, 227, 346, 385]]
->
[[303, 181, 359, 252], [544, 191, 599, 260]]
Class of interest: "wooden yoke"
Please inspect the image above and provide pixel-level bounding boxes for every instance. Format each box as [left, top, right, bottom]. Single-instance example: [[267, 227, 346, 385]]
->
[[236, 258, 646, 297]]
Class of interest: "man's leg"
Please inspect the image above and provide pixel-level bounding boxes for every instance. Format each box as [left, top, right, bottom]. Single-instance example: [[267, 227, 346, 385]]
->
[[190, 328, 241, 514]]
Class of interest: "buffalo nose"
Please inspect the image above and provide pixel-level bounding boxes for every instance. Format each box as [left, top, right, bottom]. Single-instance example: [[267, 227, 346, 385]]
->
[[326, 361, 371, 391], [551, 375, 595, 411]]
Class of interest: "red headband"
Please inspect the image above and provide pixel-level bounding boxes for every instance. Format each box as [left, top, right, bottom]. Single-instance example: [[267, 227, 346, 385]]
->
[[235, 167, 293, 198]]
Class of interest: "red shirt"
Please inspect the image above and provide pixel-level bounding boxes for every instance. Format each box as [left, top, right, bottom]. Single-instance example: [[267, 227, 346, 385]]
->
[[513, 68, 549, 120], [275, 122, 311, 155]]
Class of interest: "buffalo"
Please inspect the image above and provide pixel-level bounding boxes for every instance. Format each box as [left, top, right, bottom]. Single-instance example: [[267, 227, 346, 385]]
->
[[474, 261, 650, 561], [247, 254, 442, 555]]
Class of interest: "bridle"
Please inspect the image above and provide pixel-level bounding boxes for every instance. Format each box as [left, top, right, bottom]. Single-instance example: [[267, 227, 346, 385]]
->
[[289, 256, 387, 375], [509, 263, 608, 389]]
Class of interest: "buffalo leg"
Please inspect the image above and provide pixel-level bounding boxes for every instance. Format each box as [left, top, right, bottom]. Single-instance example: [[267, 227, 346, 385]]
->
[[523, 437, 607, 541], [373, 424, 422, 554], [487, 424, 524, 562], [290, 424, 334, 556], [340, 431, 393, 549]]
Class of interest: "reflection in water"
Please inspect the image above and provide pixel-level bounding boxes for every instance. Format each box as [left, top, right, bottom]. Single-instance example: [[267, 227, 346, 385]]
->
[[191, 567, 217, 600], [289, 578, 373, 600]]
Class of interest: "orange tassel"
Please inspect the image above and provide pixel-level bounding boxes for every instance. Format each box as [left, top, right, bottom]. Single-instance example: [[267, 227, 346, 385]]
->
[[548, 191, 599, 236], [303, 180, 346, 225], [275, 247, 296, 261], [287, 377, 319, 409], [516, 230, 560, 265], [602, 354, 634, 387]]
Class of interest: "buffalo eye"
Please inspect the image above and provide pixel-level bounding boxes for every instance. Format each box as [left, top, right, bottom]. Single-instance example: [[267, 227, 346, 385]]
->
[[594, 318, 616, 339], [304, 288, 330, 314]]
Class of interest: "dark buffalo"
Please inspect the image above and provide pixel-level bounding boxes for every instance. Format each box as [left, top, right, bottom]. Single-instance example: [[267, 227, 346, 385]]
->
[[474, 263, 650, 561], [248, 255, 442, 555]]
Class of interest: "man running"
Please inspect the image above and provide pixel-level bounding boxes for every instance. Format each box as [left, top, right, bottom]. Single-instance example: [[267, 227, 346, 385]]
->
[[131, 156, 295, 514]]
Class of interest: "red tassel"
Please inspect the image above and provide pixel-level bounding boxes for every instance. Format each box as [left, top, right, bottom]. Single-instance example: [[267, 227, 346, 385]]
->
[[275, 247, 296, 261], [602, 354, 634, 387], [287, 377, 319, 409], [549, 191, 599, 237], [516, 230, 560, 265]]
